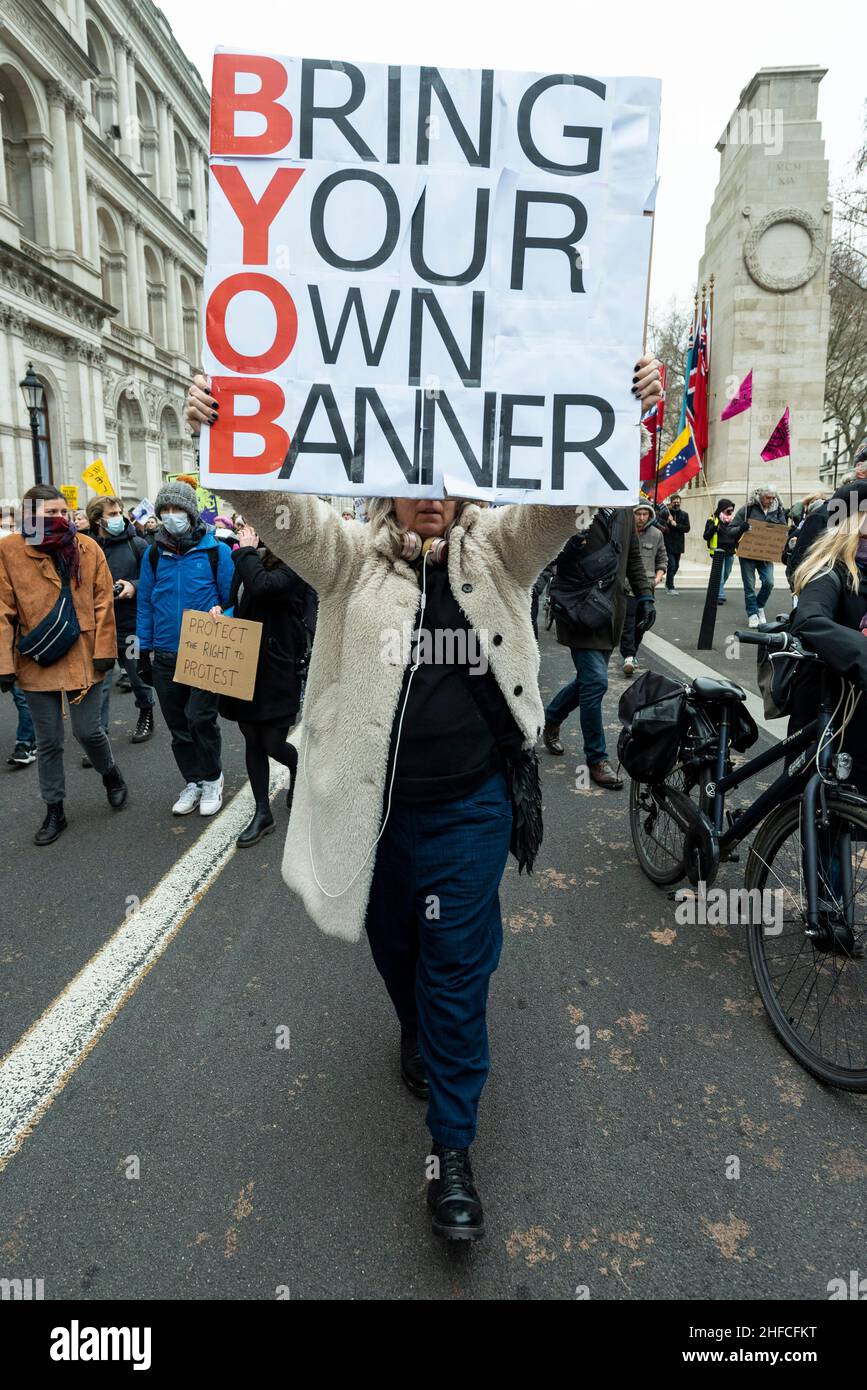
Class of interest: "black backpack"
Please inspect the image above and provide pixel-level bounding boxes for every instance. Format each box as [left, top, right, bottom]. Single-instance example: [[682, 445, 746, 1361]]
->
[[549, 513, 622, 632]]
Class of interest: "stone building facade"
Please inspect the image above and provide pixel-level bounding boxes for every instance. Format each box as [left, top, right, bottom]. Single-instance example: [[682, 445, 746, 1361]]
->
[[683, 66, 831, 553], [0, 0, 208, 509]]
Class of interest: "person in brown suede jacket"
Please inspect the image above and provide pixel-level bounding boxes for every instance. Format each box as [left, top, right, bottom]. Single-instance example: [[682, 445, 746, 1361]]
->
[[542, 506, 652, 789], [0, 484, 127, 845]]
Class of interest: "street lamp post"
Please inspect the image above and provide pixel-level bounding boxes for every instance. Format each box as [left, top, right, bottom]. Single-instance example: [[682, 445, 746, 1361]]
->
[[20, 363, 47, 487]]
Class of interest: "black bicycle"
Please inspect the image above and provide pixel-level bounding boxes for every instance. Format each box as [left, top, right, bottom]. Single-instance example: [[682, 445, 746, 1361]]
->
[[626, 628, 867, 1091]]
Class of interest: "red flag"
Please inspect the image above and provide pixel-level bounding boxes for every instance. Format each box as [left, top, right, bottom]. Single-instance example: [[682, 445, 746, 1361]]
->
[[639, 364, 666, 482], [691, 307, 710, 460], [761, 406, 790, 462], [720, 370, 752, 421]]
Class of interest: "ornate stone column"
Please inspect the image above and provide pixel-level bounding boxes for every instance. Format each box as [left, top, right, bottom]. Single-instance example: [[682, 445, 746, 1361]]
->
[[126, 49, 141, 171], [164, 252, 182, 352], [114, 37, 131, 161], [70, 97, 92, 262], [156, 94, 172, 202], [0, 94, 9, 208], [193, 142, 208, 237], [165, 102, 179, 212], [47, 82, 75, 251], [123, 212, 143, 331]]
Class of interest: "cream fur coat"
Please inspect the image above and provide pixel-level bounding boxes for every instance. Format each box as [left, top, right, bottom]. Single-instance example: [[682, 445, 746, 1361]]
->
[[224, 492, 587, 944]]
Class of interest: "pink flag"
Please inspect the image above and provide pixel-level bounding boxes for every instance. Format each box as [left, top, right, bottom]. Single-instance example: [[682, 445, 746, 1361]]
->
[[720, 370, 752, 420], [761, 407, 790, 462]]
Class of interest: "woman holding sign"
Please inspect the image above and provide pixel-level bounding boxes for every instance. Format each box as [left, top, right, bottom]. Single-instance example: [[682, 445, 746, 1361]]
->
[[188, 357, 662, 1242]]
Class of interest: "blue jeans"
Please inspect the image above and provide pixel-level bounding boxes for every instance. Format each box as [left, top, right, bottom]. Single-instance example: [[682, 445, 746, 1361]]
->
[[99, 653, 155, 731], [718, 552, 735, 598], [544, 647, 611, 765], [11, 685, 35, 745], [739, 558, 775, 617], [364, 771, 512, 1148]]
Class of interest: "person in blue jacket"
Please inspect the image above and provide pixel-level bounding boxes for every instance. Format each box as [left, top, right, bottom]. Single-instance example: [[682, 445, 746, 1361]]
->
[[136, 481, 234, 816]]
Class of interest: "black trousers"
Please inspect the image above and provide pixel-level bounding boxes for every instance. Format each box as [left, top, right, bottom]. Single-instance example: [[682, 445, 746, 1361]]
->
[[665, 550, 681, 589], [620, 595, 641, 660], [238, 720, 297, 806], [152, 650, 221, 784]]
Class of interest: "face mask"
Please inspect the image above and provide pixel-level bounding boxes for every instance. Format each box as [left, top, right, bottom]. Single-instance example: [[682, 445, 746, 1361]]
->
[[105, 516, 126, 536], [161, 512, 191, 535]]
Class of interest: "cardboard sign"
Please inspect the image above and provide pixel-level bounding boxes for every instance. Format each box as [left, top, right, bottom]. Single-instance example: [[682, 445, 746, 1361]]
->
[[173, 610, 263, 701], [200, 50, 660, 505], [82, 459, 114, 497], [736, 518, 788, 563], [60, 486, 79, 510]]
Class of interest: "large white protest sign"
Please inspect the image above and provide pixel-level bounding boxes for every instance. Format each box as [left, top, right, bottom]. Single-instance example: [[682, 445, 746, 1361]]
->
[[200, 51, 660, 505]]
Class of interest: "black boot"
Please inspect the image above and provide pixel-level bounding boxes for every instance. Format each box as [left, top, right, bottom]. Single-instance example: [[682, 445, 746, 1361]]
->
[[237, 805, 275, 848], [542, 722, 564, 755], [102, 764, 128, 809], [400, 1030, 430, 1100], [285, 771, 295, 815], [34, 802, 67, 846], [131, 708, 154, 743], [427, 1143, 484, 1241]]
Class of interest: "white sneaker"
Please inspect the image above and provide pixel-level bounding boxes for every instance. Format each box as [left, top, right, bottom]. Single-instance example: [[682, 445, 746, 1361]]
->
[[748, 613, 760, 629], [623, 657, 637, 676], [757, 608, 767, 624], [173, 781, 202, 815], [199, 773, 224, 816]]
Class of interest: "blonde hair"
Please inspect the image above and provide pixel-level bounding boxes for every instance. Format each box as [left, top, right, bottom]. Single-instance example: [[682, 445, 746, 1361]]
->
[[792, 509, 864, 595], [365, 496, 476, 553]]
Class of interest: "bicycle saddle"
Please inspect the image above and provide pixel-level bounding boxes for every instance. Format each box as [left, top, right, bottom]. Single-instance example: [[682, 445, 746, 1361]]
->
[[690, 676, 747, 704]]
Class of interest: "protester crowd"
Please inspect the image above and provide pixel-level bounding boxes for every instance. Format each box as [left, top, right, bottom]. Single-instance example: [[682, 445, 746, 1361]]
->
[[2, 361, 866, 1247]]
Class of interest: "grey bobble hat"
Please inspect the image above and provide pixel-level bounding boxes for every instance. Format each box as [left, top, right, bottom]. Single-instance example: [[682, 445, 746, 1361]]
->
[[155, 481, 199, 521]]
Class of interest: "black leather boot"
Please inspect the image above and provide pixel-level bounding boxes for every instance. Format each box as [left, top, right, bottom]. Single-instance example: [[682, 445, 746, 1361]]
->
[[34, 802, 67, 846], [102, 764, 128, 809], [131, 708, 154, 743], [542, 722, 564, 755], [400, 1030, 429, 1100], [427, 1143, 484, 1241], [237, 805, 275, 848]]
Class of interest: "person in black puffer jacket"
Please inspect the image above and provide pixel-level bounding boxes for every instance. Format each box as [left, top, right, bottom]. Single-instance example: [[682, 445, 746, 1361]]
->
[[210, 521, 314, 848], [703, 499, 749, 605], [87, 494, 156, 746]]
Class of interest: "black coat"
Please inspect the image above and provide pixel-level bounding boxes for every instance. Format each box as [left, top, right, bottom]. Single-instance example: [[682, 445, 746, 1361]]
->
[[218, 547, 311, 725], [660, 508, 691, 555], [552, 508, 652, 651], [789, 560, 867, 789], [96, 524, 147, 643], [786, 480, 867, 580]]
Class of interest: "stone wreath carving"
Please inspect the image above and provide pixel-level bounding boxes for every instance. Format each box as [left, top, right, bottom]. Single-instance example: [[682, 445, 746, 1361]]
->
[[743, 207, 825, 292]]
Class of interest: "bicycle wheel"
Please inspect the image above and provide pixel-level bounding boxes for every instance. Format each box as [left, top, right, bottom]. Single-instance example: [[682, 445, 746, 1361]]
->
[[744, 795, 867, 1091], [628, 772, 692, 885]]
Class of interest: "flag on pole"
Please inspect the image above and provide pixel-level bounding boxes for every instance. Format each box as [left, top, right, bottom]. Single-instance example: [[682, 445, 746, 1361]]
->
[[654, 426, 700, 503], [678, 315, 697, 434], [691, 303, 710, 461], [760, 406, 790, 461], [639, 363, 666, 482], [720, 370, 752, 421]]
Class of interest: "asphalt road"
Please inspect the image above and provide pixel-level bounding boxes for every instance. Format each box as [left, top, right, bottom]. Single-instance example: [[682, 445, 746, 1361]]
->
[[0, 626, 864, 1301]]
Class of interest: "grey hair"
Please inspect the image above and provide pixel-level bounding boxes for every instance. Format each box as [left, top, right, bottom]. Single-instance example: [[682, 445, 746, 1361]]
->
[[365, 496, 476, 553]]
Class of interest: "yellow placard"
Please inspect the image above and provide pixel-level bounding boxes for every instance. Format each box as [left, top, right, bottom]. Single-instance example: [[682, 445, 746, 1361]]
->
[[173, 610, 263, 703], [81, 459, 114, 497], [60, 485, 79, 510]]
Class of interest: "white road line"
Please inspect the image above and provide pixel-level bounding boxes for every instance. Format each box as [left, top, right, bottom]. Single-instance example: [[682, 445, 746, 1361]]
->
[[642, 630, 786, 740], [0, 768, 286, 1171]]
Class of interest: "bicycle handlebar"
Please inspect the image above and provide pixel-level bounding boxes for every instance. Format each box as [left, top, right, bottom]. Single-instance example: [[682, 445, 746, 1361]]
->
[[735, 630, 789, 650]]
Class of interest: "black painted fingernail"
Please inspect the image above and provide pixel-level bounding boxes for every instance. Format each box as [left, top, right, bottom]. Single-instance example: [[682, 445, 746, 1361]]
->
[[631, 388, 639, 397], [210, 412, 217, 422], [632, 374, 638, 382]]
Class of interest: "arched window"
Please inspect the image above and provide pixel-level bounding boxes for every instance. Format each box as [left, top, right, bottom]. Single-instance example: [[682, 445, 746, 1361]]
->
[[35, 377, 53, 485], [85, 18, 116, 136], [97, 206, 124, 316], [0, 66, 37, 243], [180, 273, 198, 364], [174, 129, 191, 219], [136, 83, 158, 182], [143, 244, 167, 346]]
